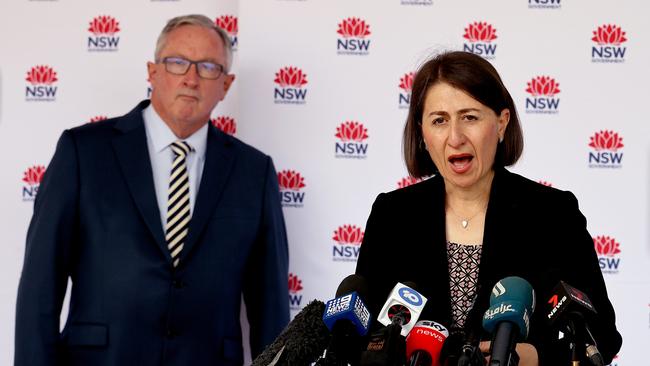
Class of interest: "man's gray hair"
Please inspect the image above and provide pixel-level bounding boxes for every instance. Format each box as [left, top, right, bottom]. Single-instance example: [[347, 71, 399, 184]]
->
[[154, 14, 233, 73]]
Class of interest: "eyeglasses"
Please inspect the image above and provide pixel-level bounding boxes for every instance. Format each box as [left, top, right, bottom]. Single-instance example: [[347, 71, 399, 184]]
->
[[159, 57, 225, 80]]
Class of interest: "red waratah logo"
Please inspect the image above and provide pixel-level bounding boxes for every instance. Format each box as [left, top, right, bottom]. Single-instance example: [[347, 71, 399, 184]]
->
[[336, 121, 369, 142], [278, 170, 306, 191], [333, 225, 364, 245], [88, 16, 120, 35], [399, 72, 415, 92], [274, 67, 308, 88], [463, 21, 497, 42], [593, 236, 621, 257], [589, 130, 624, 152], [211, 116, 237, 135], [538, 180, 553, 187], [23, 165, 46, 185], [337, 17, 371, 38], [592, 24, 627, 45], [89, 116, 108, 123], [26, 66, 58, 85], [216, 15, 238, 36], [398, 176, 421, 188], [288, 273, 303, 294], [526, 76, 560, 97]]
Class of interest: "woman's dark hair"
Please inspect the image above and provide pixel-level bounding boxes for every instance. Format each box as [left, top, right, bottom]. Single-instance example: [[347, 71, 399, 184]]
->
[[403, 51, 523, 178]]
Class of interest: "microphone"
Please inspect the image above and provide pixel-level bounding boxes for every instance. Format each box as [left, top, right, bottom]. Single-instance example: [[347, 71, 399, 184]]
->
[[545, 281, 605, 366], [252, 299, 330, 366], [482, 276, 536, 366], [405, 320, 449, 366]]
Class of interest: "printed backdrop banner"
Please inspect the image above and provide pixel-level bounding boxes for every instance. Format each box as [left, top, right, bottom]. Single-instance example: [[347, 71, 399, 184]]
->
[[0, 0, 648, 365]]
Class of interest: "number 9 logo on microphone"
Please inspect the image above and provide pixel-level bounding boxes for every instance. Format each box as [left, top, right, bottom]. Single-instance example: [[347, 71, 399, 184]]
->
[[398, 287, 423, 306]]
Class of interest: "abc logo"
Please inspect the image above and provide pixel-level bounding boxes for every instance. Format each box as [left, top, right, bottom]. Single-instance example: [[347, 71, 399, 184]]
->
[[398, 286, 423, 306]]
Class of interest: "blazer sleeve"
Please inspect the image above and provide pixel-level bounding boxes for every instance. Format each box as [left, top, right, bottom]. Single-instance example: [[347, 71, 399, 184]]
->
[[242, 156, 290, 357], [15, 130, 80, 366]]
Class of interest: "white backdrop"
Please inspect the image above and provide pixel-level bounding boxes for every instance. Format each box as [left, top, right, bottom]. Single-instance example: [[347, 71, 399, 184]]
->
[[1, 0, 648, 365]]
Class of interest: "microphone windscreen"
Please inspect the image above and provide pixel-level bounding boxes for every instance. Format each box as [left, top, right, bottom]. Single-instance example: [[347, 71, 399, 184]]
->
[[335, 274, 369, 299]]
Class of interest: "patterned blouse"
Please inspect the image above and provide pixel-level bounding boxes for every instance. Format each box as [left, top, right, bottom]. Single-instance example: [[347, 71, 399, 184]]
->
[[447, 241, 483, 329]]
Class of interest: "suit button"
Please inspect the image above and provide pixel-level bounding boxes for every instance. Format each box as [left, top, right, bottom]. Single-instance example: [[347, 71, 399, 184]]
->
[[172, 280, 185, 289]]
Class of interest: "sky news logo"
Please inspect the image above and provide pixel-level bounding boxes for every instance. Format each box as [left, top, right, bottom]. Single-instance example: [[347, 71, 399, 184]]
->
[[335, 121, 369, 159], [594, 235, 621, 274], [336, 17, 371, 55], [211, 116, 237, 135], [332, 225, 364, 262], [588, 130, 623, 168], [216, 15, 238, 51], [87, 15, 120, 52], [278, 170, 306, 208], [591, 24, 627, 63], [398, 72, 414, 109], [525, 76, 560, 114], [22, 165, 46, 202], [463, 21, 498, 59], [528, 0, 561, 9], [288, 272, 304, 310], [274, 66, 308, 104], [25, 65, 58, 101], [397, 176, 421, 189]]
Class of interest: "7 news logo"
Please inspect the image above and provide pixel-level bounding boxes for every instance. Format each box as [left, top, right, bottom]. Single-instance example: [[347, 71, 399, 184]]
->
[[87, 15, 120, 52]]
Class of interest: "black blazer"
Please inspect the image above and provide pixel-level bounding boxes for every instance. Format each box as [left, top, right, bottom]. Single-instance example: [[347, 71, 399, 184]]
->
[[356, 168, 621, 365]]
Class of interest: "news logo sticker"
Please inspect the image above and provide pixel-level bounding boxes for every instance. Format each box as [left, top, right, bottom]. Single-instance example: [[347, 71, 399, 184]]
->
[[278, 170, 306, 208], [336, 17, 372, 55], [22, 165, 46, 202], [528, 0, 561, 9], [87, 15, 121, 52], [525, 76, 560, 114], [397, 176, 421, 189], [210, 116, 237, 136], [288, 273, 304, 310], [587, 130, 624, 168], [593, 235, 622, 274], [215, 15, 238, 50], [398, 72, 414, 109], [332, 225, 364, 262], [274, 66, 308, 105], [463, 21, 498, 59], [89, 116, 108, 123], [25, 65, 58, 102], [334, 121, 369, 159], [591, 24, 627, 63], [398, 286, 424, 306]]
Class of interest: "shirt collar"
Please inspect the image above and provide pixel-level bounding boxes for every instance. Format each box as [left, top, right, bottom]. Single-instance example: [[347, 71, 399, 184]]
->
[[143, 104, 208, 157]]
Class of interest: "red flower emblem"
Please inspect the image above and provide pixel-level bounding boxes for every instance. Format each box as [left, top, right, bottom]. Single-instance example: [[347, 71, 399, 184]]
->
[[538, 180, 553, 187], [288, 273, 303, 294], [335, 121, 369, 142], [592, 24, 627, 45], [463, 21, 498, 42], [88, 15, 121, 36], [526, 76, 561, 97], [22, 165, 46, 185], [333, 225, 364, 245], [588, 130, 624, 152], [399, 72, 415, 92], [593, 235, 621, 257], [337, 17, 371, 38], [216, 15, 238, 35], [89, 116, 108, 123], [277, 170, 306, 191], [25, 65, 58, 85], [211, 116, 237, 135], [274, 66, 308, 88], [397, 176, 421, 189]]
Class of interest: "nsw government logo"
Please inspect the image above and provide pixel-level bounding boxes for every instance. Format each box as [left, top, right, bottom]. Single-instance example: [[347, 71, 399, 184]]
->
[[594, 235, 621, 274], [528, 0, 561, 9], [25, 65, 58, 102], [525, 76, 560, 114], [332, 225, 364, 262], [591, 24, 627, 63], [463, 21, 498, 59], [22, 165, 46, 202], [397, 176, 421, 189], [278, 170, 306, 208], [336, 17, 371, 55], [398, 72, 414, 109], [401, 0, 433, 6], [588, 130, 623, 168], [274, 66, 308, 104], [288, 273, 304, 310], [89, 116, 108, 123], [215, 15, 238, 50], [87, 16, 120, 52], [335, 121, 369, 159], [210, 116, 237, 136]]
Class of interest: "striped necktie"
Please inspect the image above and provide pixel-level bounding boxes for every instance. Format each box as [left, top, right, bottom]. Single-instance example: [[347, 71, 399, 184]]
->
[[166, 141, 191, 267]]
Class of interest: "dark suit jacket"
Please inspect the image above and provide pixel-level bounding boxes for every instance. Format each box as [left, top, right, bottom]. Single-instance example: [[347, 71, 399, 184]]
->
[[356, 168, 621, 365], [15, 101, 290, 366]]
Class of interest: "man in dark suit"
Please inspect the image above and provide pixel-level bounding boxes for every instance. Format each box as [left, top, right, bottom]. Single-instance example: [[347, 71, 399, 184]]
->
[[15, 14, 289, 365]]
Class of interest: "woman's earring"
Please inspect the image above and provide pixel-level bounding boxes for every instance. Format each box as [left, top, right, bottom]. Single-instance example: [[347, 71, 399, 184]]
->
[[499, 136, 504, 143]]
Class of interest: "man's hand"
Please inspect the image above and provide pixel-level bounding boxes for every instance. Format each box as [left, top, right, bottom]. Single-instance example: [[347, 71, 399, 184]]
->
[[479, 341, 539, 366]]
